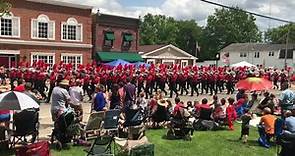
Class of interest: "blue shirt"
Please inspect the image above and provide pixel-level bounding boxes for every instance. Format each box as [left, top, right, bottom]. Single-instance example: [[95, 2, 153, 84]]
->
[[94, 92, 106, 112], [280, 89, 295, 109], [285, 116, 295, 133]]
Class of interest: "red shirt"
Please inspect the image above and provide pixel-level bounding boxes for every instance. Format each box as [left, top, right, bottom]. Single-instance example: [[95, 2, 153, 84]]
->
[[14, 85, 25, 92]]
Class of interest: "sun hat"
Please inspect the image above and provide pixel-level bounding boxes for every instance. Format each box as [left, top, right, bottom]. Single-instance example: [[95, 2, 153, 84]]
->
[[157, 99, 168, 107], [59, 79, 69, 86]]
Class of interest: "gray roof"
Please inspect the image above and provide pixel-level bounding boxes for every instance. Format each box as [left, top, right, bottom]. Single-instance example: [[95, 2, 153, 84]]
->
[[220, 43, 295, 53]]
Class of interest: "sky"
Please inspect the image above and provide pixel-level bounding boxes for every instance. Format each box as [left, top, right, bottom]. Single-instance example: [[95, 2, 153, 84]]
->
[[62, 0, 295, 31]]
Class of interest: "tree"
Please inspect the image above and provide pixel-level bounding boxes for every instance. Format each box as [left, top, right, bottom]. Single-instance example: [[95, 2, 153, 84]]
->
[[140, 14, 179, 45], [201, 7, 261, 60], [175, 20, 202, 56], [140, 14, 202, 57], [0, 0, 11, 16], [265, 24, 295, 44]]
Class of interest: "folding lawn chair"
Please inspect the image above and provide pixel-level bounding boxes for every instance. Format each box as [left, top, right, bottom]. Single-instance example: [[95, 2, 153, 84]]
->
[[85, 109, 121, 156], [10, 109, 39, 148], [84, 111, 105, 140], [130, 143, 154, 156]]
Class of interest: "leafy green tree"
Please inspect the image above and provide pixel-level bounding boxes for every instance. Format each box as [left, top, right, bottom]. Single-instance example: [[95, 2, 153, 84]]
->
[[0, 0, 11, 16], [176, 20, 202, 56], [201, 8, 261, 60], [140, 14, 179, 45], [265, 23, 295, 44]]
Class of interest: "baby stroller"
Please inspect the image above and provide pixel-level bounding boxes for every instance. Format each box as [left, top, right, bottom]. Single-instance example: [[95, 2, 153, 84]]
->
[[51, 109, 76, 150]]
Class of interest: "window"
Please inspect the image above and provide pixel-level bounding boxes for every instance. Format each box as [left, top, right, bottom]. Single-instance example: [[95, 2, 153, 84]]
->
[[254, 52, 260, 58], [62, 18, 82, 41], [104, 32, 115, 47], [181, 60, 188, 67], [122, 33, 133, 47], [268, 51, 274, 56], [31, 53, 55, 70], [240, 52, 247, 57], [279, 49, 293, 59], [32, 14, 55, 40], [0, 13, 20, 37], [61, 54, 82, 69], [147, 59, 155, 64]]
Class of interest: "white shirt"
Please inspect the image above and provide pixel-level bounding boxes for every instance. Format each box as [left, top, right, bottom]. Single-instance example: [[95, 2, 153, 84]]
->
[[69, 86, 83, 105]]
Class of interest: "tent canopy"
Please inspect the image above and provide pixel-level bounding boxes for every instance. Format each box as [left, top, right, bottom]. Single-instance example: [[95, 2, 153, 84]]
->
[[133, 62, 150, 68], [231, 61, 256, 67], [105, 59, 131, 67], [96, 52, 143, 62]]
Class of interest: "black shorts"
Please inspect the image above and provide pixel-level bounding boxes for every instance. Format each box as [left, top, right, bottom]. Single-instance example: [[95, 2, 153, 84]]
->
[[241, 127, 249, 135]]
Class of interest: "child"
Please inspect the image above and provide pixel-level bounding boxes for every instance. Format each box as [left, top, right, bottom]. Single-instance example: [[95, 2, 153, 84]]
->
[[226, 98, 237, 130], [240, 109, 252, 143]]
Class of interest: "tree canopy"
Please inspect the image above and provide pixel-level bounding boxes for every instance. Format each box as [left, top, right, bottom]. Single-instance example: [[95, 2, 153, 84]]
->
[[140, 14, 202, 56], [201, 7, 262, 60], [265, 23, 295, 44], [0, 0, 11, 16]]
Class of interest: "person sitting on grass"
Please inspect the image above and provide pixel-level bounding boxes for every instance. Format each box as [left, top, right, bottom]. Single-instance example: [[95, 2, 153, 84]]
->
[[226, 98, 237, 131], [240, 109, 252, 143], [283, 110, 295, 135], [258, 107, 277, 147], [213, 98, 226, 123]]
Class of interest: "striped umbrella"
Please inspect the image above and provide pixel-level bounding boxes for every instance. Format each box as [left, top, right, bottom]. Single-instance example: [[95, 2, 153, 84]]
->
[[0, 91, 40, 110]]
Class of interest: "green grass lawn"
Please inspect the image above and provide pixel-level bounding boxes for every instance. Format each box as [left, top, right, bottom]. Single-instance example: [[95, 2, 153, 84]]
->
[[51, 124, 276, 156]]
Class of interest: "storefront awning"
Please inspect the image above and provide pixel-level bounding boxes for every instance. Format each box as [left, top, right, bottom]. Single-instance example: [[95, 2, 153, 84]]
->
[[96, 51, 144, 62]]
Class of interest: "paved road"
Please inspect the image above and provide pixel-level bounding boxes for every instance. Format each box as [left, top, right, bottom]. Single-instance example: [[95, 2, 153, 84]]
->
[[37, 87, 292, 139]]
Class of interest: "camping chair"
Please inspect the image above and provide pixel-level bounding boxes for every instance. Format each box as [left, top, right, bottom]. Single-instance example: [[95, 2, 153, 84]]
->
[[0, 125, 9, 150], [84, 111, 105, 140], [85, 109, 121, 156], [199, 108, 213, 120], [130, 143, 155, 156], [10, 109, 39, 148]]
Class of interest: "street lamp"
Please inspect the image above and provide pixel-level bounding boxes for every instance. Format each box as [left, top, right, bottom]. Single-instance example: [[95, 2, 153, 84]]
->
[[215, 53, 220, 67]]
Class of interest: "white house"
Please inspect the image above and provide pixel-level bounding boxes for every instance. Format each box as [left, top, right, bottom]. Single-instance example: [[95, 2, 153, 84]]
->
[[139, 44, 197, 67], [219, 43, 295, 69]]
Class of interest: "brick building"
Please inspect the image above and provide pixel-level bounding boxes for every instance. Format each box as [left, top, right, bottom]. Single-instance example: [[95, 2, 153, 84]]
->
[[93, 13, 143, 62], [0, 0, 93, 69]]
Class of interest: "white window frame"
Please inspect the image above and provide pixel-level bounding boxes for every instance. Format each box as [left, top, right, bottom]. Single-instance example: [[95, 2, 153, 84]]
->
[[0, 13, 20, 38], [181, 60, 189, 67], [31, 14, 55, 40], [61, 18, 83, 42], [31, 52, 55, 70], [162, 59, 175, 65], [146, 59, 155, 64], [61, 53, 83, 69]]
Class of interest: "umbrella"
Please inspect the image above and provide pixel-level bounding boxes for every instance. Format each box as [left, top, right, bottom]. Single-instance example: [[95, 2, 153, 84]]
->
[[133, 62, 151, 68], [105, 59, 131, 67], [236, 77, 273, 91], [0, 91, 40, 110]]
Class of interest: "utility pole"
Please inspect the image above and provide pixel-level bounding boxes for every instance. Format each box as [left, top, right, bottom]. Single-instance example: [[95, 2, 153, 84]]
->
[[284, 27, 290, 70]]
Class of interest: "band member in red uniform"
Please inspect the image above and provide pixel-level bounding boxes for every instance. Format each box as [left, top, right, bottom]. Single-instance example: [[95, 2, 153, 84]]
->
[[169, 71, 178, 98], [46, 71, 57, 103]]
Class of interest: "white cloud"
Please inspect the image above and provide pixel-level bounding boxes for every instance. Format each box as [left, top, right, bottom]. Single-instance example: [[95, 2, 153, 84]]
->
[[59, 0, 295, 30]]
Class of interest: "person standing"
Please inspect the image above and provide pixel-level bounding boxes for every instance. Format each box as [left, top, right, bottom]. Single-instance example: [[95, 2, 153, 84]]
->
[[124, 77, 136, 111], [50, 79, 72, 121], [279, 82, 295, 119]]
